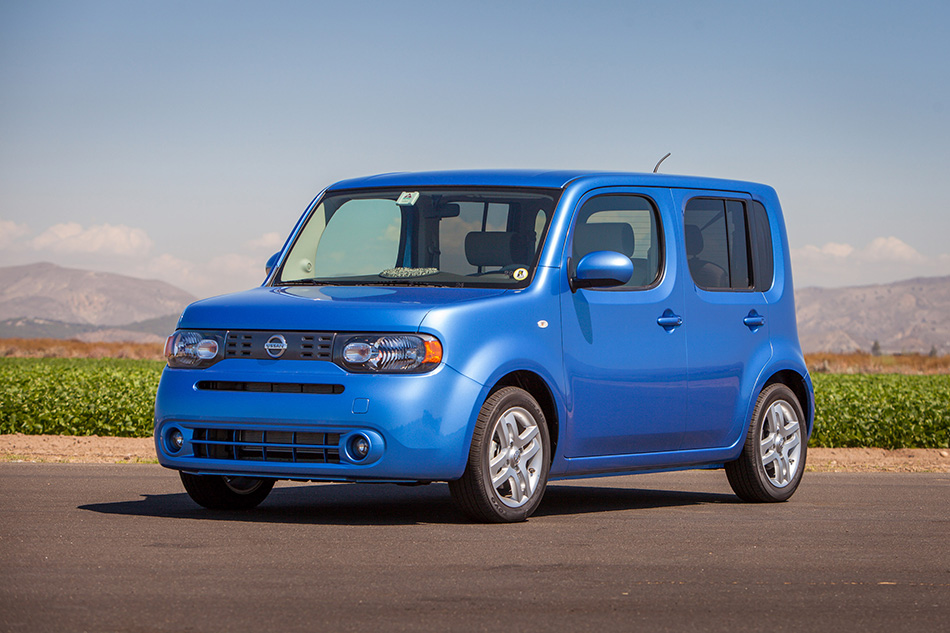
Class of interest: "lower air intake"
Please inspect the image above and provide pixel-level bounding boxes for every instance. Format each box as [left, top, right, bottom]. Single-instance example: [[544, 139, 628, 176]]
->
[[192, 428, 341, 464]]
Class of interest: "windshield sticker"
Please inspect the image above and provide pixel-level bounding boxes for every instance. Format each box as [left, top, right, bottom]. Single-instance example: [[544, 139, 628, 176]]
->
[[513, 268, 529, 281], [396, 191, 420, 206]]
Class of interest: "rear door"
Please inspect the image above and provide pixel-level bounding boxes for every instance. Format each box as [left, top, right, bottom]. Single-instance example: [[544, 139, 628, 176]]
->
[[673, 189, 774, 450]]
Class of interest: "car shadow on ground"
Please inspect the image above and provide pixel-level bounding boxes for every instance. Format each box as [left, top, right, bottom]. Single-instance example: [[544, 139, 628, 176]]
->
[[79, 481, 739, 526]]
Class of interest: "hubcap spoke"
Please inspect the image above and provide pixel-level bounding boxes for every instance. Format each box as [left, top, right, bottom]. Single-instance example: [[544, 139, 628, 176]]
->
[[768, 406, 783, 434], [517, 425, 539, 449], [512, 467, 529, 503], [774, 451, 790, 484], [491, 465, 514, 489], [496, 414, 516, 446], [781, 419, 800, 441], [761, 448, 780, 470], [784, 432, 801, 451], [489, 446, 507, 470], [521, 439, 541, 463]]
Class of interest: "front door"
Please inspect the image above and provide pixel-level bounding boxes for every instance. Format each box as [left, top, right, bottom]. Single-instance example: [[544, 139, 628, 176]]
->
[[560, 189, 688, 457]]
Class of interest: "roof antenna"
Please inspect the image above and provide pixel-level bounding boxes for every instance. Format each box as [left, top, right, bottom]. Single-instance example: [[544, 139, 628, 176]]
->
[[653, 152, 671, 173]]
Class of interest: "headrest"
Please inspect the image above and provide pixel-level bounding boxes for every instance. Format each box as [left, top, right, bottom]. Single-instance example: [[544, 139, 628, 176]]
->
[[685, 225, 704, 257], [465, 232, 517, 267], [573, 222, 635, 258]]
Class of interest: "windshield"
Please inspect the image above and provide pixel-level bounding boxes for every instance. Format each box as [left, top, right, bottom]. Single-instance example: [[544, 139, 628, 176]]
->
[[275, 188, 559, 287]]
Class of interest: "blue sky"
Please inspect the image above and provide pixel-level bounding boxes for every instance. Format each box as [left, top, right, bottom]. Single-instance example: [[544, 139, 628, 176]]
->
[[2, 0, 949, 296]]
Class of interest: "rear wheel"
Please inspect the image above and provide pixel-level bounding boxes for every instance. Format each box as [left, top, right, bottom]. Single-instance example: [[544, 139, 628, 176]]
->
[[726, 383, 807, 502], [179, 472, 275, 510], [449, 387, 551, 523]]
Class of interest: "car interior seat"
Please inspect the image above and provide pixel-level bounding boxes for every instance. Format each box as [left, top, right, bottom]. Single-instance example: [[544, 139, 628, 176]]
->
[[685, 224, 729, 288]]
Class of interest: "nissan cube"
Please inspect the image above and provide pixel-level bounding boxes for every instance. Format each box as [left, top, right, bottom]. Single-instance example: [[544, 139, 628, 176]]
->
[[155, 170, 814, 522]]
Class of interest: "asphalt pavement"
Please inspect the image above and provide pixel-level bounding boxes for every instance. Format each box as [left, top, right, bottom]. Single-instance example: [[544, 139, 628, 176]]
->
[[1, 464, 948, 632]]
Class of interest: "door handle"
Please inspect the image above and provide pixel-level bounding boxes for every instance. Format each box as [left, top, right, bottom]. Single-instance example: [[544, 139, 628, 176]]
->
[[657, 309, 683, 332], [743, 310, 765, 330]]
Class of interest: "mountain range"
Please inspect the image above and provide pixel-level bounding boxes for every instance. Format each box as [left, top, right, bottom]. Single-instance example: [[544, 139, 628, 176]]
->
[[1, 263, 948, 353], [0, 263, 196, 343], [795, 275, 950, 355]]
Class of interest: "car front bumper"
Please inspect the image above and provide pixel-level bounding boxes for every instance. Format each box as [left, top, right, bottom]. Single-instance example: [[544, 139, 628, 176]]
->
[[153, 359, 483, 482]]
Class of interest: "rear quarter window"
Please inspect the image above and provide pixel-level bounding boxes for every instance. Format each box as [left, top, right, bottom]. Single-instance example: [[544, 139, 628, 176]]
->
[[750, 201, 774, 292]]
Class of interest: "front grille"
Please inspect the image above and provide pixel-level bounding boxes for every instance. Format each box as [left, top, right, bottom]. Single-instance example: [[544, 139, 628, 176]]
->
[[196, 381, 344, 395], [192, 428, 341, 463], [225, 331, 334, 360]]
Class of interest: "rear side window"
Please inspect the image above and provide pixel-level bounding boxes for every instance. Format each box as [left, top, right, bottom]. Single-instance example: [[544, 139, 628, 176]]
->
[[572, 194, 662, 288], [684, 198, 753, 291], [750, 201, 774, 291]]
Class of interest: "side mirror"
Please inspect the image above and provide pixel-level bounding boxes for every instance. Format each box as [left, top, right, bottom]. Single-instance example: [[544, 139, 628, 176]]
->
[[571, 251, 633, 291], [264, 252, 281, 277]]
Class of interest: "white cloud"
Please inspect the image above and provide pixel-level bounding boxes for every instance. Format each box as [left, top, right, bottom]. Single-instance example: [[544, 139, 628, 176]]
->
[[792, 236, 950, 287], [31, 222, 153, 256], [208, 252, 267, 287], [862, 236, 926, 263], [0, 219, 30, 249], [137, 253, 206, 287], [246, 232, 284, 251], [797, 242, 853, 258], [128, 252, 266, 299]]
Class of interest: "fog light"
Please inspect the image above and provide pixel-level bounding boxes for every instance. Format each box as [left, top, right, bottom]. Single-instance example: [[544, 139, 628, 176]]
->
[[167, 429, 184, 453], [351, 435, 370, 460]]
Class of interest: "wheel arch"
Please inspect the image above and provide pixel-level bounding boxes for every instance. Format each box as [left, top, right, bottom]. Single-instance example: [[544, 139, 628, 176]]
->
[[489, 370, 560, 457], [762, 369, 814, 435]]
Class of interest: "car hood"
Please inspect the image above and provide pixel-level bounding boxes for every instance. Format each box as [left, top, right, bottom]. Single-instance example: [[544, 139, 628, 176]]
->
[[177, 285, 508, 332]]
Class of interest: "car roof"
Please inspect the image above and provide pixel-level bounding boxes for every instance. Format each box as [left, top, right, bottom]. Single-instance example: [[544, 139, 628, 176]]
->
[[326, 169, 772, 195]]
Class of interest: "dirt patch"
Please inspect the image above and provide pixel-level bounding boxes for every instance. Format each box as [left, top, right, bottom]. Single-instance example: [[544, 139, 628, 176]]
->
[[0, 434, 158, 464], [0, 338, 163, 360], [1, 434, 948, 472], [805, 447, 950, 473]]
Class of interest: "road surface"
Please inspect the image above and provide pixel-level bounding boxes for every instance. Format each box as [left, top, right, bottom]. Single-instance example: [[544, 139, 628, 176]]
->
[[1, 464, 947, 632]]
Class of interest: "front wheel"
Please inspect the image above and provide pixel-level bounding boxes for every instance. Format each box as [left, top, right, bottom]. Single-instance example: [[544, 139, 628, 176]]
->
[[449, 387, 551, 523], [726, 383, 807, 502], [179, 472, 275, 510]]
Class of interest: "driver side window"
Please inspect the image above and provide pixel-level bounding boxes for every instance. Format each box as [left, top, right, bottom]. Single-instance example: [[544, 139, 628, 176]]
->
[[572, 195, 662, 288]]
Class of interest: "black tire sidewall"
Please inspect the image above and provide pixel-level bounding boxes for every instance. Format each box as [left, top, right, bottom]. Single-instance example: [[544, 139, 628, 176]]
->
[[180, 472, 275, 510]]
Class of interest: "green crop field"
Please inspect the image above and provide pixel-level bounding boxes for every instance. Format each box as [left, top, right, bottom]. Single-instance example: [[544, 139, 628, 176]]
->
[[810, 373, 950, 449], [0, 358, 948, 448], [0, 358, 163, 437]]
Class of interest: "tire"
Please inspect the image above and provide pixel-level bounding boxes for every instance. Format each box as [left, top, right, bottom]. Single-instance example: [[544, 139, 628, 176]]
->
[[449, 387, 551, 523], [179, 472, 275, 510], [726, 383, 807, 503]]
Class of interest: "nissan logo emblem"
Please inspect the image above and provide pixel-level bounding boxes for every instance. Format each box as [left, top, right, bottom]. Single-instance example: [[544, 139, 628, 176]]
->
[[264, 334, 288, 359]]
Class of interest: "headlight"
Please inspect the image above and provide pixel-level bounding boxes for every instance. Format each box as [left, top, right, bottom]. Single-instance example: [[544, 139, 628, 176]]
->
[[164, 331, 225, 369], [334, 333, 442, 373]]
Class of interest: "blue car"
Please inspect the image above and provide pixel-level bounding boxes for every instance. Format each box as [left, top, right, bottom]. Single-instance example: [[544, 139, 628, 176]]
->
[[155, 170, 814, 522]]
